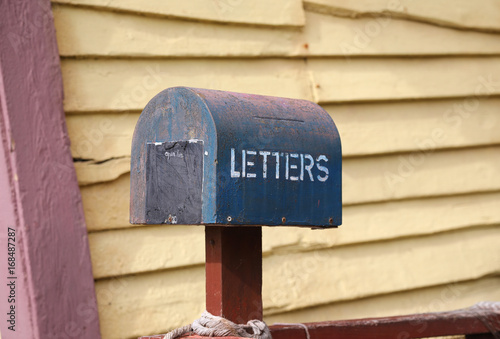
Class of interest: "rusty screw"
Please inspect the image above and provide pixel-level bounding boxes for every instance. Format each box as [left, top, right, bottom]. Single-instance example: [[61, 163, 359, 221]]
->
[[282, 217, 286, 223], [329, 217, 333, 224]]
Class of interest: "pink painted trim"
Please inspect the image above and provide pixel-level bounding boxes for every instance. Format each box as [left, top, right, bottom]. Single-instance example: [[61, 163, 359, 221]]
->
[[0, 1, 101, 339]]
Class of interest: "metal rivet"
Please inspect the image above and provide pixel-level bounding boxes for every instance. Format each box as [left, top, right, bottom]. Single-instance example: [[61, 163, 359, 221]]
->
[[227, 216, 232, 222], [168, 216, 172, 223], [329, 217, 333, 224], [282, 217, 286, 223]]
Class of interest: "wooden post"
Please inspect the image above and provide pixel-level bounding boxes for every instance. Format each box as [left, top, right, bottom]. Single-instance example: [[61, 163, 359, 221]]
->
[[0, 1, 100, 337], [205, 226, 263, 323]]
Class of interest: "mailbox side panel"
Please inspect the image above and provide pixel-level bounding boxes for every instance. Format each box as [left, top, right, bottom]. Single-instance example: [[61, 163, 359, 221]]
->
[[195, 89, 342, 227]]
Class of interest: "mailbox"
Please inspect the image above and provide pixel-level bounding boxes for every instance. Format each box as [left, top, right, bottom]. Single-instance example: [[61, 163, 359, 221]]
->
[[130, 87, 341, 228]]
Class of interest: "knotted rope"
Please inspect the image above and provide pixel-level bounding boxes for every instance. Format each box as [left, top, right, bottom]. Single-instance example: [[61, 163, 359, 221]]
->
[[163, 311, 272, 339]]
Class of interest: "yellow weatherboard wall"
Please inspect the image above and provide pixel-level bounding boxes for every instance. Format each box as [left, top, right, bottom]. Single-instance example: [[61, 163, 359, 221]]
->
[[51, 1, 500, 338]]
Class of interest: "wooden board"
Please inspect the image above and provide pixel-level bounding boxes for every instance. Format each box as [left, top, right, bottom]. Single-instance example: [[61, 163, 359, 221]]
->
[[264, 276, 500, 324], [52, 5, 304, 58], [66, 98, 500, 162], [142, 303, 500, 338], [74, 157, 130, 186], [268, 307, 499, 339], [80, 173, 130, 230], [328, 98, 500, 157], [51, 0, 305, 27], [88, 191, 500, 278], [0, 1, 101, 338], [262, 226, 500, 313], [95, 265, 205, 339], [79, 145, 500, 230], [309, 57, 500, 103], [53, 5, 500, 58], [77, 145, 500, 200], [304, 0, 500, 32], [304, 12, 500, 56], [66, 112, 138, 162], [343, 146, 500, 205], [61, 59, 312, 113], [61, 57, 500, 113]]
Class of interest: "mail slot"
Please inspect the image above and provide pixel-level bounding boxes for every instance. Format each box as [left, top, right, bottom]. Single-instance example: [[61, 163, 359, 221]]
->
[[130, 87, 341, 228]]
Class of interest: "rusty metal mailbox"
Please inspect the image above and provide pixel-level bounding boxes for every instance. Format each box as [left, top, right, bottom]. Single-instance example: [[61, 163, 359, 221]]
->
[[130, 87, 341, 228]]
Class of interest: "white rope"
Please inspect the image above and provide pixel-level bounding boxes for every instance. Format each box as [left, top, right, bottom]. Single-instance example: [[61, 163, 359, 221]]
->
[[163, 311, 272, 339]]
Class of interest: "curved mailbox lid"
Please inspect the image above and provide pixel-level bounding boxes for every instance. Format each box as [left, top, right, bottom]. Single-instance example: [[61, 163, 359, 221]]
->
[[131, 87, 341, 228]]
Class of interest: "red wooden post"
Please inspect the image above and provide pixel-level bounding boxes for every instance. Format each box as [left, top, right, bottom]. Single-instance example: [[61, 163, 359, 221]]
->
[[205, 226, 263, 323], [0, 1, 100, 337]]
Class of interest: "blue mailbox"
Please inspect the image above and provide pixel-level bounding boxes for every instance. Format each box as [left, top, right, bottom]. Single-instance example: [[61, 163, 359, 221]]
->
[[130, 87, 341, 228]]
